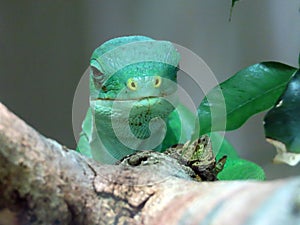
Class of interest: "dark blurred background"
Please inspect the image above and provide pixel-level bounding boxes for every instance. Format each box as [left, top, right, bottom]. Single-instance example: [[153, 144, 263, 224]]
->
[[0, 0, 299, 179]]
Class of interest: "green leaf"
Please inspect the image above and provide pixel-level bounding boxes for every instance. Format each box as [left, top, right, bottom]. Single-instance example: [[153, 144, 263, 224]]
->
[[264, 69, 300, 166], [217, 158, 265, 180], [198, 62, 297, 135]]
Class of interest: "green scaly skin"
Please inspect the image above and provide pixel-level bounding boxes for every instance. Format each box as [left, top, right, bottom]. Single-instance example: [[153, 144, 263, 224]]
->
[[77, 36, 195, 163]]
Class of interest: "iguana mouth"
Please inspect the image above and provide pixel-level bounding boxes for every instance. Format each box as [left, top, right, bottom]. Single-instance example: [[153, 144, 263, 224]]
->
[[93, 95, 166, 102]]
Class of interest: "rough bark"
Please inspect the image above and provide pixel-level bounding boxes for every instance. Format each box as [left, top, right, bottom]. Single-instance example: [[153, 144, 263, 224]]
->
[[0, 102, 299, 225]]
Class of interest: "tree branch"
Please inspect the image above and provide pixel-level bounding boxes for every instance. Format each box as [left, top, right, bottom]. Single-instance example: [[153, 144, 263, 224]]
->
[[0, 102, 299, 225]]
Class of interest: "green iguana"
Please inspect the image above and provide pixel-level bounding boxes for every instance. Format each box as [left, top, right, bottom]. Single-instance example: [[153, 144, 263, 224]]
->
[[77, 35, 195, 163]]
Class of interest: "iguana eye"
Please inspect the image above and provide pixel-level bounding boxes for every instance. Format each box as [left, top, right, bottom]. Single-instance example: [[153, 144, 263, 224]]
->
[[154, 76, 162, 88], [91, 66, 103, 79], [127, 78, 138, 91], [90, 66, 105, 90]]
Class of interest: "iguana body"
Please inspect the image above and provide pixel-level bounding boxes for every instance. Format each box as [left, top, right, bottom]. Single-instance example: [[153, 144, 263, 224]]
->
[[77, 36, 195, 163]]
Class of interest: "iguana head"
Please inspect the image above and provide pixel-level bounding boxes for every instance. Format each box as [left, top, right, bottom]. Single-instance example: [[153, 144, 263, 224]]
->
[[88, 36, 181, 158], [89, 35, 180, 101]]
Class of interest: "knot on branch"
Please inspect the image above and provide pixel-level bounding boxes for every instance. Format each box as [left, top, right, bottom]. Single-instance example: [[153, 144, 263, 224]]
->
[[117, 136, 227, 182]]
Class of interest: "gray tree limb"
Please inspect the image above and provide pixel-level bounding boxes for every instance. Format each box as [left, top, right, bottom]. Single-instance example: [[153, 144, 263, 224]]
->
[[0, 102, 299, 225]]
